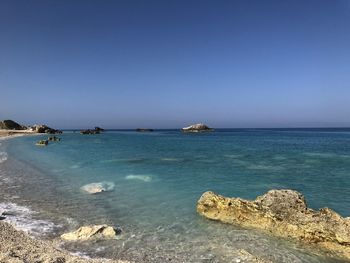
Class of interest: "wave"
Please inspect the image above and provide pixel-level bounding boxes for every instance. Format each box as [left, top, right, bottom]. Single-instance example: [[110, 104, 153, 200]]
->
[[0, 202, 56, 236], [246, 164, 284, 171], [160, 158, 180, 162], [303, 152, 338, 158], [70, 164, 81, 169], [125, 175, 152, 182], [0, 152, 8, 163], [223, 154, 244, 159]]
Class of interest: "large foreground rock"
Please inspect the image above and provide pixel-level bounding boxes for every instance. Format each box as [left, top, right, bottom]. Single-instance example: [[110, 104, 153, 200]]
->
[[61, 225, 120, 241], [197, 189, 350, 260], [181, 123, 213, 132]]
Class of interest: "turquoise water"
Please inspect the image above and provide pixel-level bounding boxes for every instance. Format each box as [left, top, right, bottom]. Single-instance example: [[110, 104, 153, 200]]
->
[[1, 129, 350, 262]]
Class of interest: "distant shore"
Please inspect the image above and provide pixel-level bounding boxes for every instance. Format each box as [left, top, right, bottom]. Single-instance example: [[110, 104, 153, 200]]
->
[[0, 129, 38, 140]]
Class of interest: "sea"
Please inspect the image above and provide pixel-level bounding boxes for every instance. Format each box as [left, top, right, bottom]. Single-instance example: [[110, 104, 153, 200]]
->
[[0, 128, 349, 263]]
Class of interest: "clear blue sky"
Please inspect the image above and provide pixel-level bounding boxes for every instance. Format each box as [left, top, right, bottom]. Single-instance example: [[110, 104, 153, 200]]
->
[[1, 0, 350, 129]]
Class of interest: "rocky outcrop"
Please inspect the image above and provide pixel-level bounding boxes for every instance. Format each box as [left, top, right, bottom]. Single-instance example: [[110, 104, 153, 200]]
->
[[61, 225, 120, 241], [181, 123, 213, 132], [94, 127, 105, 132], [31, 124, 62, 134], [0, 120, 26, 130], [80, 127, 103, 134], [197, 189, 350, 260]]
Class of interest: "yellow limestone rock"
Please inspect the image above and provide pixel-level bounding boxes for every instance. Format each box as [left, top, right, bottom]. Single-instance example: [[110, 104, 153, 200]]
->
[[197, 189, 350, 260], [61, 225, 118, 241]]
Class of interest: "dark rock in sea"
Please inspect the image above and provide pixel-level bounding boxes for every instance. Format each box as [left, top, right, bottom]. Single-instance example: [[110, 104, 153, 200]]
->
[[80, 127, 105, 134], [31, 124, 62, 134], [48, 136, 61, 142], [197, 189, 350, 260], [136, 128, 154, 132], [94, 127, 105, 132], [36, 140, 49, 146], [181, 123, 213, 133], [0, 120, 27, 130], [1, 212, 15, 216], [80, 129, 100, 135]]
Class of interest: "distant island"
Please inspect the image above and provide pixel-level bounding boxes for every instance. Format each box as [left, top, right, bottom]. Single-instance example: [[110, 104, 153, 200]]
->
[[0, 120, 62, 139], [136, 128, 154, 132], [181, 123, 214, 133]]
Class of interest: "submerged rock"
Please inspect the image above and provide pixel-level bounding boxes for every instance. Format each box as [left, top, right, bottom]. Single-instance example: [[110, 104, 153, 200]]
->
[[197, 189, 350, 260], [61, 225, 120, 241], [80, 182, 115, 194], [36, 140, 49, 146], [48, 136, 61, 142], [181, 123, 213, 133], [237, 249, 273, 263]]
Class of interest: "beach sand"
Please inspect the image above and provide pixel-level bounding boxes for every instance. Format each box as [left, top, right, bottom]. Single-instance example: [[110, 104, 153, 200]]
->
[[0, 129, 38, 140], [0, 221, 130, 263]]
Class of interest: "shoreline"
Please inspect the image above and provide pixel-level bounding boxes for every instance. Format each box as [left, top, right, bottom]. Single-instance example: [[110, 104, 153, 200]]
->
[[0, 218, 271, 263], [0, 129, 40, 140], [0, 220, 130, 263], [0, 132, 131, 263]]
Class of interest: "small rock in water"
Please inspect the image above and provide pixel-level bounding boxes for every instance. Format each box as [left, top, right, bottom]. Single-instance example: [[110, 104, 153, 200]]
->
[[80, 182, 115, 194], [61, 225, 119, 241]]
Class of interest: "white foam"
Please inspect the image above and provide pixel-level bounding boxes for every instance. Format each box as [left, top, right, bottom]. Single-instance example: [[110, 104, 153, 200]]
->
[[69, 251, 92, 259], [224, 154, 243, 159], [0, 152, 8, 163], [0, 202, 56, 236], [160, 158, 179, 161], [70, 164, 80, 169], [80, 181, 115, 194], [125, 174, 152, 182]]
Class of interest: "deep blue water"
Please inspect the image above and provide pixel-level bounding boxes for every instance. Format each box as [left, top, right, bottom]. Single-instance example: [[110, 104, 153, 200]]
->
[[1, 129, 350, 263]]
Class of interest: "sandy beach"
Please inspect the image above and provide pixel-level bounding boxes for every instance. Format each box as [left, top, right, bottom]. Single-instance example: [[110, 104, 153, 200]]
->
[[0, 129, 38, 140]]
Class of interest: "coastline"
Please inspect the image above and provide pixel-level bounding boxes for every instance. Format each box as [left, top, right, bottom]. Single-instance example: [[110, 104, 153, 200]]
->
[[0, 131, 132, 263], [0, 129, 39, 140], [1, 128, 348, 262]]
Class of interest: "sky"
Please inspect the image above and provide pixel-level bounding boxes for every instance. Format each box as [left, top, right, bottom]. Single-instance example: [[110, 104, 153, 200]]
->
[[1, 0, 350, 129]]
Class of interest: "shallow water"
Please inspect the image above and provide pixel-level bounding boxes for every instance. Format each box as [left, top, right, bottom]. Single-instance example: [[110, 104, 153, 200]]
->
[[1, 129, 350, 262]]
